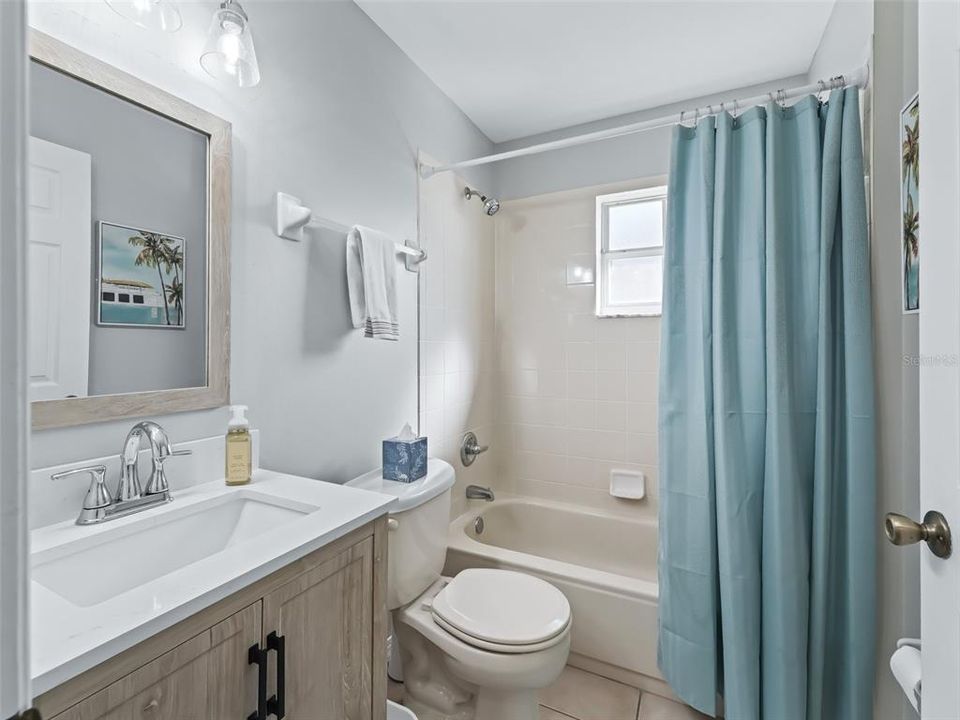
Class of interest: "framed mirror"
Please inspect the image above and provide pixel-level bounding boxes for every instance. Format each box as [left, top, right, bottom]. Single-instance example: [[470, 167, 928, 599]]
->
[[28, 31, 231, 430]]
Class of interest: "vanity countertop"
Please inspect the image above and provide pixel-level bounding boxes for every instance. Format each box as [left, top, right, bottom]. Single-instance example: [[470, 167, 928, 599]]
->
[[30, 469, 395, 695]]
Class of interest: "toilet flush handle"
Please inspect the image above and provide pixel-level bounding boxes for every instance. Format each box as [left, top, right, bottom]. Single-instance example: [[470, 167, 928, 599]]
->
[[387, 517, 399, 531]]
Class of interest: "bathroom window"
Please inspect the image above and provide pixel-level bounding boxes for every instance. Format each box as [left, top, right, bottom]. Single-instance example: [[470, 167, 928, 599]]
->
[[595, 186, 667, 317]]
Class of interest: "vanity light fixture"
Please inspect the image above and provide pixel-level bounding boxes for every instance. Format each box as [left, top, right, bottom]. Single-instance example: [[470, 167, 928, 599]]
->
[[104, 0, 183, 33], [200, 0, 261, 88]]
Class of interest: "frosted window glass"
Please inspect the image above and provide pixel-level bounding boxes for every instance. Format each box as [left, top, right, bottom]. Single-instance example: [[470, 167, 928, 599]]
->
[[607, 255, 663, 306], [607, 200, 664, 250]]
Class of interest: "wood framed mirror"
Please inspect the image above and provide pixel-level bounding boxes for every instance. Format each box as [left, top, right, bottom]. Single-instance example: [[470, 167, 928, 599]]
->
[[28, 30, 231, 430]]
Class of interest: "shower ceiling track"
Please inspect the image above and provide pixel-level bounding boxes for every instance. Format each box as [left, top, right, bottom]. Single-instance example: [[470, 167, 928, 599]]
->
[[419, 64, 869, 178]]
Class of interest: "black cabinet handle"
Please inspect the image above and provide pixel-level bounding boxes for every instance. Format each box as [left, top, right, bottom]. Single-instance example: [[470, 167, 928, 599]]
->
[[266, 631, 286, 719], [248, 642, 268, 720]]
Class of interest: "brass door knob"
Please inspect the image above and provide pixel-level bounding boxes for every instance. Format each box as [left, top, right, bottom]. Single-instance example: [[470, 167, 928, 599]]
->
[[885, 510, 952, 558]]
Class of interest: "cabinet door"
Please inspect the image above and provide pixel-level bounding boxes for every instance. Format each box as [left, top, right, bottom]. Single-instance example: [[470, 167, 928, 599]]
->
[[263, 537, 375, 720], [53, 601, 261, 720]]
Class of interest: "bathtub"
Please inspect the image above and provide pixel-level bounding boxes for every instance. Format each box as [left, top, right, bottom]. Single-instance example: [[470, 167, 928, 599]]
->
[[443, 496, 660, 681]]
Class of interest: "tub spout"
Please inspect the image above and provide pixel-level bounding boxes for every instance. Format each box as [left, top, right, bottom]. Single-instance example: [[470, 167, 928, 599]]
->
[[466, 485, 495, 502]]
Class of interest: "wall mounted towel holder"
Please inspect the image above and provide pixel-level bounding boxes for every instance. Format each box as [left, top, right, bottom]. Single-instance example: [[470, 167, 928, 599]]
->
[[274, 191, 426, 273]]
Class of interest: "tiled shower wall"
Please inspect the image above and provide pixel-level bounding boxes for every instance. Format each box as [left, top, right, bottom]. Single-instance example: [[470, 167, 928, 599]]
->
[[418, 168, 497, 519], [493, 180, 662, 518]]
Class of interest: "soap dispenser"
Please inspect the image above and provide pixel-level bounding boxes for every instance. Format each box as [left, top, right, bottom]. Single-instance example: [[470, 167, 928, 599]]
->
[[225, 405, 252, 486]]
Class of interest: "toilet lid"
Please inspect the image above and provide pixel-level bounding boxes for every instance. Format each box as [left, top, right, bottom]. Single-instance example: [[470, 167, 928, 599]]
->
[[431, 569, 570, 647]]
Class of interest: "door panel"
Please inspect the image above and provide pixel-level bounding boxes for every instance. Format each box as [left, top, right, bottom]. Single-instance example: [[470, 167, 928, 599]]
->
[[263, 538, 375, 720], [27, 135, 91, 401], [917, 1, 960, 717]]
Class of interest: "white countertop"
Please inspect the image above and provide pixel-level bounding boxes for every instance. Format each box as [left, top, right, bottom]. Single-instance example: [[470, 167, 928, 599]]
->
[[30, 469, 395, 694]]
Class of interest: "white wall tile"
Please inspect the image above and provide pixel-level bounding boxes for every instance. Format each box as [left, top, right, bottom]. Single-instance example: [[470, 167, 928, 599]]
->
[[493, 183, 661, 518], [420, 171, 497, 517]]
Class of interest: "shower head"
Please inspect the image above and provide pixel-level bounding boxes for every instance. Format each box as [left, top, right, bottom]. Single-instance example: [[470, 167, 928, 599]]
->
[[464, 186, 501, 216]]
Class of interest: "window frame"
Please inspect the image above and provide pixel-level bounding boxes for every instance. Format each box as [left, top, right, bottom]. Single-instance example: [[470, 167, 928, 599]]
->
[[595, 185, 668, 318]]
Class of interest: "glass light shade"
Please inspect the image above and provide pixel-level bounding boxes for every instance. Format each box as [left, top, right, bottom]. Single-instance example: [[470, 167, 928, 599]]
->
[[104, 0, 182, 33], [200, 1, 261, 88]]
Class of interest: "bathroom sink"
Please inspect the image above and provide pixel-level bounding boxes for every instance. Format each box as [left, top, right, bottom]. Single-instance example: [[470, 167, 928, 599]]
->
[[32, 493, 316, 607]]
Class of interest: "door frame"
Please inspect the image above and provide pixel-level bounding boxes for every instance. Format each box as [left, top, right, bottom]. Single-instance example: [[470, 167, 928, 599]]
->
[[917, 1, 960, 716], [0, 0, 31, 715]]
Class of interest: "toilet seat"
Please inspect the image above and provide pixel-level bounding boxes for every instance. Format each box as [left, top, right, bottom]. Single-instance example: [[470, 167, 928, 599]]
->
[[430, 569, 571, 654]]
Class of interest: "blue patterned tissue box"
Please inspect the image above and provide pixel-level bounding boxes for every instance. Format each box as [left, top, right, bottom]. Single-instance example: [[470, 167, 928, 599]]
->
[[382, 434, 428, 482]]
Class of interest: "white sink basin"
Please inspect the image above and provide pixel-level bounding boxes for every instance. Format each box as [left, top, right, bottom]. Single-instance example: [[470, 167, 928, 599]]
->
[[33, 492, 318, 607]]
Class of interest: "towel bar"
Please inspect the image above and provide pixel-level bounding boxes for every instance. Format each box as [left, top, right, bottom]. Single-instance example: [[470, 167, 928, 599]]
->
[[274, 191, 426, 271]]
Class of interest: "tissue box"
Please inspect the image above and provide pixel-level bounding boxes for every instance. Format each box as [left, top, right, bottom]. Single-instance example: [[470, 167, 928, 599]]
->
[[382, 434, 428, 482]]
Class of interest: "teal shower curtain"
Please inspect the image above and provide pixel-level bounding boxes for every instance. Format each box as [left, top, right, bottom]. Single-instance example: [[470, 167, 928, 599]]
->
[[657, 87, 876, 720]]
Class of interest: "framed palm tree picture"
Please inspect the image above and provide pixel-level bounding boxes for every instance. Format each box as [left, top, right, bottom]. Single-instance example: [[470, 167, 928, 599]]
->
[[901, 93, 920, 314], [97, 221, 186, 328]]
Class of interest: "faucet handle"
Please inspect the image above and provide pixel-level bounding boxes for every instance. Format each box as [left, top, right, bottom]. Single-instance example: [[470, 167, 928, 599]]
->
[[144, 447, 191, 497], [52, 465, 111, 510], [157, 447, 192, 462]]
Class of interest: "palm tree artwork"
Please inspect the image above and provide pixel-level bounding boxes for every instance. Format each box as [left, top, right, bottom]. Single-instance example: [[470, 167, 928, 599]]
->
[[165, 278, 184, 326], [901, 96, 920, 312], [98, 222, 187, 328], [128, 231, 175, 325]]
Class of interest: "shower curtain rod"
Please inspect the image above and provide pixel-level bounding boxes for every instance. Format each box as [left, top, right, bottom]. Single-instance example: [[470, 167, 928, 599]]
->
[[419, 64, 870, 178]]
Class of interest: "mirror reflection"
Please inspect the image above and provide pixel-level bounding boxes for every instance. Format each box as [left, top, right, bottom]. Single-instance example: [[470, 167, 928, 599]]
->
[[27, 60, 208, 401]]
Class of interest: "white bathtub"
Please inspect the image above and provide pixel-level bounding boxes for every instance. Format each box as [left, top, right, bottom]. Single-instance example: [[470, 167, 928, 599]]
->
[[444, 496, 660, 680]]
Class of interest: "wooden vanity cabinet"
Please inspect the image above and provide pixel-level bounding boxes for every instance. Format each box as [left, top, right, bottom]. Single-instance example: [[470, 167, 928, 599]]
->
[[36, 517, 388, 720]]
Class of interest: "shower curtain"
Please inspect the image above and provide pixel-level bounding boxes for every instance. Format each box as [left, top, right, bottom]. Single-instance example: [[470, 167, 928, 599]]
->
[[657, 87, 875, 720]]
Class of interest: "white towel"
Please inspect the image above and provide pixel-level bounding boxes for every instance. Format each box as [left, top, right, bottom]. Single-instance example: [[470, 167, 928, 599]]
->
[[346, 225, 399, 340]]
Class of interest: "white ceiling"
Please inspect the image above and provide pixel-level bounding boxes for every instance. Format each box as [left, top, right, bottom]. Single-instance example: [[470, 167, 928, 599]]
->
[[356, 1, 837, 143]]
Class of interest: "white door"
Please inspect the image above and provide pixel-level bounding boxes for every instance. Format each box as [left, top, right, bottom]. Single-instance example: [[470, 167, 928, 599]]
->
[[916, 2, 960, 717], [0, 0, 31, 716], [27, 136, 92, 401]]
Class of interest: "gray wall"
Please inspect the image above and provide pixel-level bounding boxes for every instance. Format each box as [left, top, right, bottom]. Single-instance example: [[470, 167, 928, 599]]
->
[[28, 0, 494, 482], [29, 61, 207, 396]]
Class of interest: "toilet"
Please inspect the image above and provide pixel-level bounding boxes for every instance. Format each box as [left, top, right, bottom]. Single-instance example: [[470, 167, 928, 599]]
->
[[349, 459, 571, 720]]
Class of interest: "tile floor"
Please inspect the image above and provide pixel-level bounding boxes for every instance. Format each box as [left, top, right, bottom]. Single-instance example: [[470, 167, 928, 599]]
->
[[389, 664, 709, 720]]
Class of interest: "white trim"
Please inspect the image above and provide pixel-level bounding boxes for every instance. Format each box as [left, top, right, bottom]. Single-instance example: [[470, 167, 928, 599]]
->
[[595, 186, 668, 318], [0, 0, 31, 714]]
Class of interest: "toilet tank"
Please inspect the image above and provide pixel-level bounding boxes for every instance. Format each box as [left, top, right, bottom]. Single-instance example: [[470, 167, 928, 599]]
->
[[347, 458, 455, 609]]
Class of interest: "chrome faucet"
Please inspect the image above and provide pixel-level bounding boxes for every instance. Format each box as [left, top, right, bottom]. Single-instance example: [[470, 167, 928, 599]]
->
[[52, 421, 191, 525], [119, 421, 188, 500], [466, 485, 495, 502]]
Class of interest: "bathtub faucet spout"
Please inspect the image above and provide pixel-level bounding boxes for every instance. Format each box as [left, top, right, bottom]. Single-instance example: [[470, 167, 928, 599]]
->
[[466, 485, 495, 502]]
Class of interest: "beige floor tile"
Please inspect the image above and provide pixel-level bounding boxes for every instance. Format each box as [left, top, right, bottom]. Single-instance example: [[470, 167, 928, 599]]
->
[[638, 692, 709, 720], [540, 706, 576, 720], [540, 665, 640, 720]]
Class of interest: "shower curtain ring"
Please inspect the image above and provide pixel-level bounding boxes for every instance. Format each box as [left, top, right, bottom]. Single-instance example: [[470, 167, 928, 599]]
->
[[732, 99, 739, 118]]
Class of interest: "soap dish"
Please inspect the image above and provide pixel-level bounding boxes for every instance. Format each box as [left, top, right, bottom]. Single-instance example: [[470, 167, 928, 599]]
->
[[609, 468, 645, 500]]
